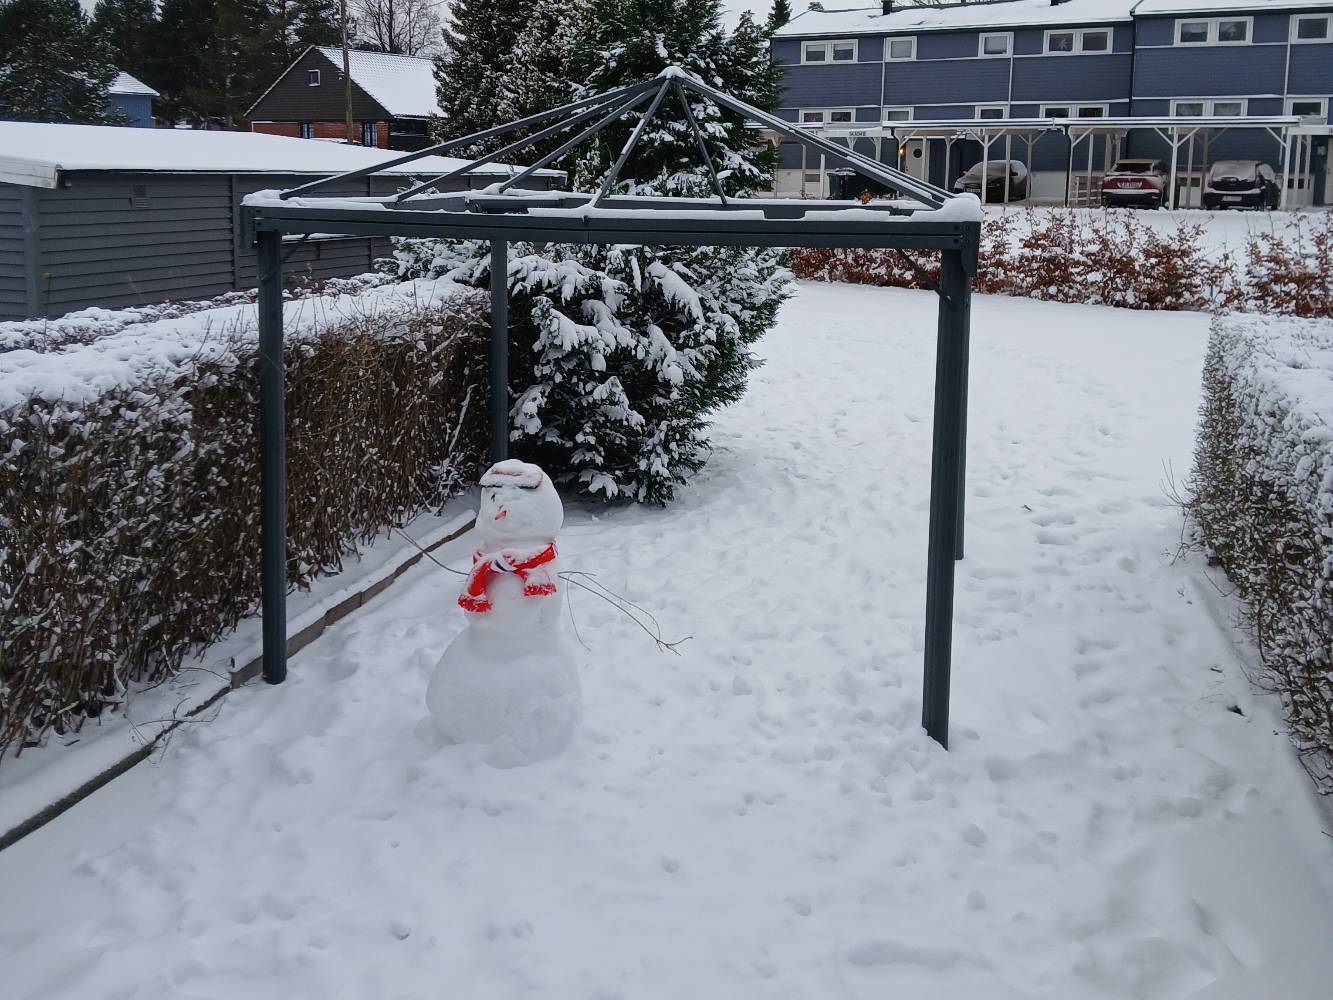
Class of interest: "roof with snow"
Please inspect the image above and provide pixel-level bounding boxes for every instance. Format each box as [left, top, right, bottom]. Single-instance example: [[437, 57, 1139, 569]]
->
[[313, 47, 441, 119], [0, 122, 559, 189], [773, 0, 1333, 37], [773, 0, 1135, 37], [1133, 0, 1333, 13], [109, 71, 158, 98]]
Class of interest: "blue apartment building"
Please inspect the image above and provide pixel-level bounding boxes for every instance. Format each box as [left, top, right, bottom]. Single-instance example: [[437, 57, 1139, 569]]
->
[[771, 0, 1333, 205]]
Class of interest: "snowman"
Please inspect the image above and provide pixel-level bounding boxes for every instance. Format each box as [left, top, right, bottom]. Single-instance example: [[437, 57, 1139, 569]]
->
[[425, 459, 581, 767]]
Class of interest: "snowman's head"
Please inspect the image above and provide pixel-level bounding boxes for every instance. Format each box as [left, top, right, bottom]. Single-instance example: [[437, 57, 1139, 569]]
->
[[475, 460, 564, 548]]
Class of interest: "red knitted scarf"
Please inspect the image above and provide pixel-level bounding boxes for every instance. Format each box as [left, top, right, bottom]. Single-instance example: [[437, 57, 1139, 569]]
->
[[458, 543, 558, 613]]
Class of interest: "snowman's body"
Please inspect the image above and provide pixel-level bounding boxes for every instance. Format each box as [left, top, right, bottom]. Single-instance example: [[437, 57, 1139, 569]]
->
[[426, 460, 581, 767]]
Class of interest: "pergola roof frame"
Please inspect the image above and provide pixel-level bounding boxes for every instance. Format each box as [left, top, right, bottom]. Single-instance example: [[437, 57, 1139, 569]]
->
[[241, 67, 981, 750]]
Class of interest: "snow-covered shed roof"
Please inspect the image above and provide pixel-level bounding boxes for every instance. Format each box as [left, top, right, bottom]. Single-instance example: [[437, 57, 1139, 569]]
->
[[774, 0, 1135, 37], [109, 71, 159, 98], [314, 47, 442, 119], [0, 122, 559, 189]]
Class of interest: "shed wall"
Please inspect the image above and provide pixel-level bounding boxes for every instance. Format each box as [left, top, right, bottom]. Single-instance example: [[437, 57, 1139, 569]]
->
[[1, 168, 528, 321]]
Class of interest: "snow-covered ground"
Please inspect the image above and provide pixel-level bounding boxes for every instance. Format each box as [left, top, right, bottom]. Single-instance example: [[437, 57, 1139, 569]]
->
[[4, 282, 1333, 999]]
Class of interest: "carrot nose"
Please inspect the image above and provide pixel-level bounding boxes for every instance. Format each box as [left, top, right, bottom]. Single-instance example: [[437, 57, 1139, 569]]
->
[[494, 507, 508, 521]]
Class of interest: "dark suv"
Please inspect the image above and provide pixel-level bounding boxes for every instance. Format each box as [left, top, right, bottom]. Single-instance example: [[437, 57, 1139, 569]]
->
[[1202, 161, 1281, 210]]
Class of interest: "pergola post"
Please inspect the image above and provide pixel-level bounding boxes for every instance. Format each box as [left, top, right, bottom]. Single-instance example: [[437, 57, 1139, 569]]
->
[[491, 240, 510, 463], [922, 247, 973, 749], [257, 229, 288, 685]]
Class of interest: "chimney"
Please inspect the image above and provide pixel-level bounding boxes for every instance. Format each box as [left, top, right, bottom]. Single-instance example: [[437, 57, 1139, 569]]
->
[[882, 1, 893, 14]]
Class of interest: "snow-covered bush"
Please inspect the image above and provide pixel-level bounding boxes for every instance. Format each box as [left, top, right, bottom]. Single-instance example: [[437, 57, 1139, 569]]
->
[[1188, 312, 1333, 789], [0, 282, 488, 755]]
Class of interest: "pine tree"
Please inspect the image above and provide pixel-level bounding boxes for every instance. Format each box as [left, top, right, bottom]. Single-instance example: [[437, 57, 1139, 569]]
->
[[432, 0, 530, 152], [570, 1, 782, 197], [0, 0, 120, 124], [289, 0, 341, 54], [767, 0, 792, 31], [396, 0, 791, 505], [148, 0, 218, 125], [90, 0, 159, 82]]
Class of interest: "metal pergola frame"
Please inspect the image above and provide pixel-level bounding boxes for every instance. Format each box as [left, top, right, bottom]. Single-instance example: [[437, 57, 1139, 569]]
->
[[240, 68, 981, 749]]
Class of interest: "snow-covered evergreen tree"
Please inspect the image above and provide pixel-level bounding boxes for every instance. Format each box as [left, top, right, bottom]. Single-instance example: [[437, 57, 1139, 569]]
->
[[0, 0, 120, 124], [767, 0, 793, 31], [400, 0, 790, 504]]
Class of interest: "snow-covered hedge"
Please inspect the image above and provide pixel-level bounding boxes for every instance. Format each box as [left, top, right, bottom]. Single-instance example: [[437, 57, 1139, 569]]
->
[[0, 281, 488, 755], [791, 210, 1333, 317], [1189, 312, 1333, 788]]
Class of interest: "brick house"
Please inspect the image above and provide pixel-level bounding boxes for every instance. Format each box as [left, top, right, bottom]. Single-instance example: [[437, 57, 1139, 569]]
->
[[246, 46, 441, 151]]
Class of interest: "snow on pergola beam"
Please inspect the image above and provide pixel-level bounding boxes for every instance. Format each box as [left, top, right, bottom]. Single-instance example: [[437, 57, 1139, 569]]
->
[[240, 68, 982, 750]]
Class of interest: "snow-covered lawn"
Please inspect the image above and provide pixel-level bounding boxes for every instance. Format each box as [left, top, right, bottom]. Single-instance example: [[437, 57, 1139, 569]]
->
[[4, 282, 1333, 999]]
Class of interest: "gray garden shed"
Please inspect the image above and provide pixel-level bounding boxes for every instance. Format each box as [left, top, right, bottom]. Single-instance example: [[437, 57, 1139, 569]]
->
[[0, 122, 562, 322]]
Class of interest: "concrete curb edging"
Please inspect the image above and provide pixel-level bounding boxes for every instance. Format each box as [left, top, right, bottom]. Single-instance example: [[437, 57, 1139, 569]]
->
[[0, 515, 475, 854]]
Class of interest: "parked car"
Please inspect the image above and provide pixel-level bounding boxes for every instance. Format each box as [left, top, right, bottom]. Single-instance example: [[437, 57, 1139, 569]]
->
[[953, 160, 1028, 202], [1100, 159, 1166, 208], [1202, 160, 1281, 210]]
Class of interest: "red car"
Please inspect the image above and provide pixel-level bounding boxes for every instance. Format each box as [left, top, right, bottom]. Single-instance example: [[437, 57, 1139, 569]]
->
[[1101, 159, 1167, 208]]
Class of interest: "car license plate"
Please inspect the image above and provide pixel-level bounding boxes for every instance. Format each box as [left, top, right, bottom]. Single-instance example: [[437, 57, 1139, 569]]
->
[[1222, 195, 1242, 202], [1117, 181, 1137, 188]]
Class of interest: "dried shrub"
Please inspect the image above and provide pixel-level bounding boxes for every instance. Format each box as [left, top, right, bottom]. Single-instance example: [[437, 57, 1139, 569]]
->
[[788, 209, 1331, 319], [0, 290, 489, 755], [1187, 313, 1333, 791]]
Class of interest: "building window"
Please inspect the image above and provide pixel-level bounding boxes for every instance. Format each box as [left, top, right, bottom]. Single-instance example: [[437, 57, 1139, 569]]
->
[[1172, 99, 1247, 117], [1040, 103, 1109, 118], [976, 105, 1007, 120], [883, 106, 912, 122], [1292, 14, 1331, 43], [362, 121, 377, 146], [802, 39, 857, 63], [1046, 30, 1075, 53], [885, 36, 915, 60], [800, 108, 855, 125], [1287, 97, 1328, 118], [1081, 29, 1110, 52], [1044, 27, 1113, 54], [979, 32, 1011, 57], [299, 122, 314, 138], [1175, 17, 1252, 46], [307, 69, 321, 86]]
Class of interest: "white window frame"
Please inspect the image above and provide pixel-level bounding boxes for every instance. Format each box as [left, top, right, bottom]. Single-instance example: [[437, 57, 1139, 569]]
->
[[1175, 16, 1253, 46], [307, 69, 321, 86], [1039, 103, 1109, 118], [882, 106, 913, 122], [1043, 27, 1114, 55], [802, 39, 859, 64], [1291, 13, 1332, 43], [884, 36, 916, 61], [978, 32, 1012, 58], [975, 104, 1009, 120], [1171, 98, 1248, 117], [800, 108, 856, 125], [1286, 96, 1328, 118]]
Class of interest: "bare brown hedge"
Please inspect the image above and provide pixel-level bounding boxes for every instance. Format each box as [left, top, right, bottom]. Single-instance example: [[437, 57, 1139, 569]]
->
[[790, 210, 1332, 317], [0, 291, 489, 755]]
